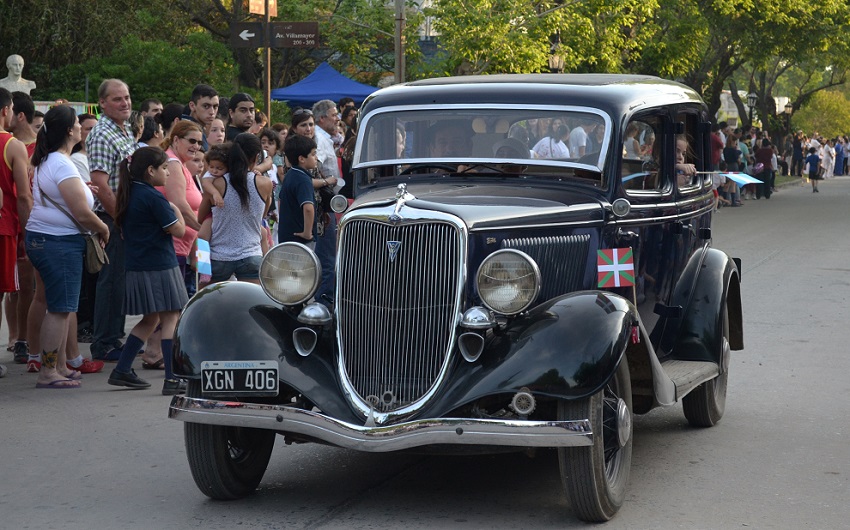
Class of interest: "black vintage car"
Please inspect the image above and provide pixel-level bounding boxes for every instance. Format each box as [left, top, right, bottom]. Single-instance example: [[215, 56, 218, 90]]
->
[[169, 74, 743, 522]]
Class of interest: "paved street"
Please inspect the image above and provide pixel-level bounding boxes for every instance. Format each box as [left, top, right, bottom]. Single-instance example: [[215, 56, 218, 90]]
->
[[1, 176, 848, 529]]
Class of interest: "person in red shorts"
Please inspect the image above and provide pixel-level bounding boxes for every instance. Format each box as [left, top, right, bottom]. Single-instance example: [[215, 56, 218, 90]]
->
[[0, 88, 33, 371], [6, 91, 36, 368]]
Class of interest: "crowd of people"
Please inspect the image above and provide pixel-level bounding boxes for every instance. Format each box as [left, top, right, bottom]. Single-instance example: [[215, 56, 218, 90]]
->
[[0, 81, 360, 391], [709, 122, 844, 206]]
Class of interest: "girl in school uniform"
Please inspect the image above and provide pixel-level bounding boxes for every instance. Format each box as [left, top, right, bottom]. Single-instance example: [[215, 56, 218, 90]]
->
[[107, 147, 189, 395]]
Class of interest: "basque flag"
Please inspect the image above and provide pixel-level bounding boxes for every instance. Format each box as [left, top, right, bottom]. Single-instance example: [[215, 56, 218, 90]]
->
[[597, 247, 635, 288], [196, 238, 212, 275]]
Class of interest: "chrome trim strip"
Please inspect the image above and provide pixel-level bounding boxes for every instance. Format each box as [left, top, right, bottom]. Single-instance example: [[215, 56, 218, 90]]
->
[[469, 220, 602, 232], [476, 196, 711, 232], [355, 157, 602, 173], [169, 396, 593, 451], [613, 201, 714, 227]]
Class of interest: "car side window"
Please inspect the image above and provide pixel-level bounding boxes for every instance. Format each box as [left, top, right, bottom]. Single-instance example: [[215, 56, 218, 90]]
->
[[675, 111, 704, 192], [623, 115, 664, 193]]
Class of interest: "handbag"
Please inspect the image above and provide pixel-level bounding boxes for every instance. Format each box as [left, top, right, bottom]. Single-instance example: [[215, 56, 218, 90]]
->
[[36, 181, 109, 273]]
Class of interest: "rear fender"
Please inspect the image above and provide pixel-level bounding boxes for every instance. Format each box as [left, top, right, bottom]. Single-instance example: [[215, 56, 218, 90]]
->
[[669, 248, 743, 363]]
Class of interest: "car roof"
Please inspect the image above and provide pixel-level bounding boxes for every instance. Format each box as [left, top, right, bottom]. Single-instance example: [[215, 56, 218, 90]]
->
[[361, 74, 705, 119]]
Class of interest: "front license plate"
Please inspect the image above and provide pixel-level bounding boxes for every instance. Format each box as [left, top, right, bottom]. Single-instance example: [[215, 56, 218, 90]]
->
[[201, 361, 279, 396]]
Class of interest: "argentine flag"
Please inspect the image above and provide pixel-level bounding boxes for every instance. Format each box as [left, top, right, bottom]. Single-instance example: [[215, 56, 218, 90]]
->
[[196, 238, 212, 275]]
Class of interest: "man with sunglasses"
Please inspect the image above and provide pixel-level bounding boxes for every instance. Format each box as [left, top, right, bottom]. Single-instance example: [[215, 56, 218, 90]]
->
[[226, 93, 255, 141], [87, 78, 138, 361]]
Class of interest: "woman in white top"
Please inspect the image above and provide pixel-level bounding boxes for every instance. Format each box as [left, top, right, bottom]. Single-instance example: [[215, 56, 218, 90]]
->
[[26, 105, 109, 389], [623, 122, 642, 158], [532, 123, 570, 159], [822, 138, 835, 178]]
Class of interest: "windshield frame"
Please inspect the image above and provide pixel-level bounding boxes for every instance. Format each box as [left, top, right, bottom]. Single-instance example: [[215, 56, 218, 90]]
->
[[352, 104, 613, 178]]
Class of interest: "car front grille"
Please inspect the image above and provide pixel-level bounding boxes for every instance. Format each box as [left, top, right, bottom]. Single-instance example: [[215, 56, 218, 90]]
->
[[502, 234, 590, 300], [337, 218, 462, 414]]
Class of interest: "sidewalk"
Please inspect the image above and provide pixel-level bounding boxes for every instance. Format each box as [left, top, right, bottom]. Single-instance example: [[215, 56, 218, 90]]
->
[[0, 313, 149, 388]]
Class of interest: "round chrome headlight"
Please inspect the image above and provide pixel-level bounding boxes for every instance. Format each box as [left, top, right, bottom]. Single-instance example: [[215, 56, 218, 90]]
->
[[476, 249, 541, 315], [259, 243, 321, 305]]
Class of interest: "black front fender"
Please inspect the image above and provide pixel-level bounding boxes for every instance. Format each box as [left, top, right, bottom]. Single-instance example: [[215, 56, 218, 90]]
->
[[420, 291, 638, 417], [173, 281, 360, 423]]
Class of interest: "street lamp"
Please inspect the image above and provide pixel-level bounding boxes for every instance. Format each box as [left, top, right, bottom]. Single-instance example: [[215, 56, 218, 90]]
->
[[548, 52, 565, 73], [548, 32, 564, 73], [746, 92, 758, 123], [784, 101, 793, 134]]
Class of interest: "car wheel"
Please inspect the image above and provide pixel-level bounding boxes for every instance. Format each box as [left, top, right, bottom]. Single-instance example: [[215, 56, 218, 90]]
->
[[184, 380, 276, 500], [682, 304, 729, 427], [558, 359, 632, 522]]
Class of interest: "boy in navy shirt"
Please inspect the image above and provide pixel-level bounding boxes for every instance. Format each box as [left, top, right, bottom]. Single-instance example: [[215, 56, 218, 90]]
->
[[805, 146, 821, 193], [279, 135, 318, 244]]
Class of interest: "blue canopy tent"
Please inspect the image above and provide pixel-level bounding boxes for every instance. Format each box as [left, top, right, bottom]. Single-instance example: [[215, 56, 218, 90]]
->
[[270, 62, 378, 109]]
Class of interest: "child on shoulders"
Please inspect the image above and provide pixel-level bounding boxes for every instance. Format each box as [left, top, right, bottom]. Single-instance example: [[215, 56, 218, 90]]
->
[[197, 143, 229, 243]]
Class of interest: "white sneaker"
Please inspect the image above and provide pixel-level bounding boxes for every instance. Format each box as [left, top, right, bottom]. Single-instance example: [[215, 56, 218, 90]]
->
[[0, 364, 7, 378]]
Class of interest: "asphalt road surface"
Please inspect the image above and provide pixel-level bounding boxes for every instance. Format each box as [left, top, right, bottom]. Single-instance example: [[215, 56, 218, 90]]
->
[[1, 177, 848, 529]]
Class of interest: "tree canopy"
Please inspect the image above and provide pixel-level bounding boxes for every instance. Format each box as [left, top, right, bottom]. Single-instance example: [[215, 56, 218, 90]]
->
[[3, 0, 850, 135]]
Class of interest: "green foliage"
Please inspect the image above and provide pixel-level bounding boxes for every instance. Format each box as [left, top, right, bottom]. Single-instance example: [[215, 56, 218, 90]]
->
[[426, 0, 657, 76], [42, 33, 237, 105], [629, 0, 707, 78], [792, 90, 850, 138], [8, 0, 850, 132], [0, 1, 191, 94]]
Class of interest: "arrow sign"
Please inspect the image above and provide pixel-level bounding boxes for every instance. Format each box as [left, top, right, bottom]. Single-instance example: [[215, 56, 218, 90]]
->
[[230, 22, 265, 48]]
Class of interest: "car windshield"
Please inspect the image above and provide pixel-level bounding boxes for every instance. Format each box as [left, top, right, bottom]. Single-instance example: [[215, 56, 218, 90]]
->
[[353, 106, 611, 188]]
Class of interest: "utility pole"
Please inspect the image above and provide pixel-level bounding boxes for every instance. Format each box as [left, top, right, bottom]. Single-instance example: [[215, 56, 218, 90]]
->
[[264, 1, 272, 120], [394, 0, 405, 84]]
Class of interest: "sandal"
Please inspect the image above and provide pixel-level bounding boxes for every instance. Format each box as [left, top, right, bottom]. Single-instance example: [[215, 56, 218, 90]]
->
[[141, 358, 165, 370], [36, 378, 81, 389]]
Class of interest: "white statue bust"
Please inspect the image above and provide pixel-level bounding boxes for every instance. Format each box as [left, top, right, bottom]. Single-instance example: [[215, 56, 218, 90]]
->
[[0, 55, 36, 95]]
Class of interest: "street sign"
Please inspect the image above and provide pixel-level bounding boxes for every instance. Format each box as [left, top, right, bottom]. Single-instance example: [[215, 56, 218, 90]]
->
[[248, 0, 277, 17], [230, 22, 265, 48], [269, 22, 319, 48]]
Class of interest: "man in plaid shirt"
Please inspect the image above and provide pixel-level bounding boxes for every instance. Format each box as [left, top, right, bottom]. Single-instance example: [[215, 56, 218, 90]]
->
[[86, 79, 137, 360]]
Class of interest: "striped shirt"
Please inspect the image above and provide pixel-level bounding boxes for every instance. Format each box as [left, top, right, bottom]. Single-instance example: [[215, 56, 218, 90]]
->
[[86, 116, 137, 211]]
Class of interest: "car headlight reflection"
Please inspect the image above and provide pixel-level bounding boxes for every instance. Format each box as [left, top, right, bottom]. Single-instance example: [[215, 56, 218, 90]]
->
[[259, 242, 321, 305], [476, 249, 541, 315]]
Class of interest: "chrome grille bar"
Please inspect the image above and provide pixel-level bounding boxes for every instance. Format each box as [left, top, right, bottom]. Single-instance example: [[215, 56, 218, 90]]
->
[[502, 234, 590, 301], [338, 218, 462, 416]]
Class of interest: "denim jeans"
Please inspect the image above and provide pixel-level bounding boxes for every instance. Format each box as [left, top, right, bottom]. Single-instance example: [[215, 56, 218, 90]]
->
[[92, 214, 127, 355], [314, 213, 337, 307], [210, 255, 262, 283], [25, 232, 85, 313]]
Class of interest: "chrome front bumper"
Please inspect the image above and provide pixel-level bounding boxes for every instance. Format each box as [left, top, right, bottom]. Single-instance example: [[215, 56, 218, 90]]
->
[[169, 396, 593, 452]]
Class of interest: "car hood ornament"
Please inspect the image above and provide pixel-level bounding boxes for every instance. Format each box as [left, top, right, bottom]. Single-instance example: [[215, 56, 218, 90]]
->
[[389, 183, 416, 223]]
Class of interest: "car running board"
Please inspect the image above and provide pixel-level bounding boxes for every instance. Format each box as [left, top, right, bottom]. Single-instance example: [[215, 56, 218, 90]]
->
[[660, 360, 720, 401]]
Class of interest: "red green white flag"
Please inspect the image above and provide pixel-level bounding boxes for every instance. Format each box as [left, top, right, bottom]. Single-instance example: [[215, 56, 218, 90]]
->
[[597, 248, 635, 288]]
